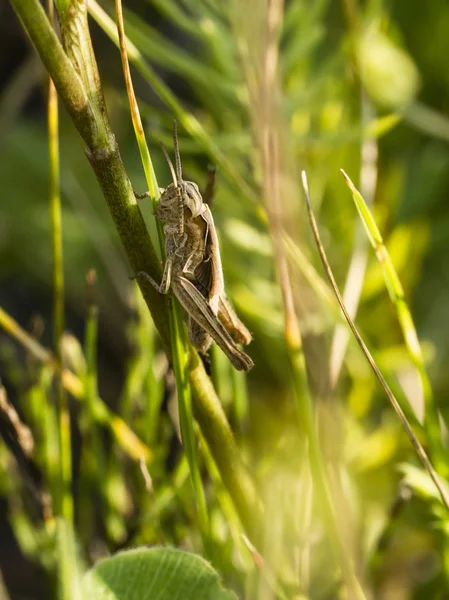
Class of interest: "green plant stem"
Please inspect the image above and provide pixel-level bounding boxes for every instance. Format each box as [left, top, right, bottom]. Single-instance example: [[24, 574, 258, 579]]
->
[[9, 0, 261, 538], [11, 0, 95, 145], [56, 0, 111, 150], [172, 312, 209, 535], [47, 0, 72, 520], [189, 351, 262, 532], [84, 271, 99, 423], [83, 269, 104, 468], [341, 169, 445, 472]]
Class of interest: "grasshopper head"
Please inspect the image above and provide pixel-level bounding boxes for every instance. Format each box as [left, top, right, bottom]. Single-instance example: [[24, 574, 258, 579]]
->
[[158, 121, 205, 223], [156, 181, 204, 224]]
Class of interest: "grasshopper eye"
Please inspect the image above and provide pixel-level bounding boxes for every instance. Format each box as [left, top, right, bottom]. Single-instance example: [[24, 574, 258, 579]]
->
[[183, 181, 204, 218]]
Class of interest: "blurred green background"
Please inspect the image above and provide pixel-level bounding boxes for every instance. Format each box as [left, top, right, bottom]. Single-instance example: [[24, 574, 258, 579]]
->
[[2, 0, 449, 598]]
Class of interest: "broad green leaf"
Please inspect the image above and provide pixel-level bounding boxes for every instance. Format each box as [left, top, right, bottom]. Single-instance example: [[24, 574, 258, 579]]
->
[[82, 547, 237, 600]]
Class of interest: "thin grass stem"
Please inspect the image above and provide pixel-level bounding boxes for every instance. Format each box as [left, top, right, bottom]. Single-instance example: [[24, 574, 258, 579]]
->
[[47, 0, 72, 523], [82, 268, 106, 476], [340, 169, 444, 468], [302, 170, 449, 511]]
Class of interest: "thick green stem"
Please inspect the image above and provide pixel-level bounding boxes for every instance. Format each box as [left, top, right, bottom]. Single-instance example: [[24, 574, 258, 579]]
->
[[189, 352, 262, 534], [57, 0, 113, 151], [12, 0, 96, 146]]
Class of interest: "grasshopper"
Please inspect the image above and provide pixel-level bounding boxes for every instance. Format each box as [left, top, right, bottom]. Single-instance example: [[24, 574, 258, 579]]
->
[[135, 122, 254, 371]]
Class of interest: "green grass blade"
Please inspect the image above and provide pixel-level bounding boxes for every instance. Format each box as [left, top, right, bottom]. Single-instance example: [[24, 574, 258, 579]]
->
[[231, 368, 249, 432], [122, 8, 240, 109], [171, 308, 209, 535], [135, 287, 165, 446], [303, 170, 449, 511], [146, 0, 203, 38], [47, 5, 73, 521], [341, 169, 444, 467], [56, 518, 84, 600], [83, 269, 100, 428]]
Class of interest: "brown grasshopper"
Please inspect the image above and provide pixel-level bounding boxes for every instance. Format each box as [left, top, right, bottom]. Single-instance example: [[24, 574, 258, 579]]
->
[[135, 122, 254, 371]]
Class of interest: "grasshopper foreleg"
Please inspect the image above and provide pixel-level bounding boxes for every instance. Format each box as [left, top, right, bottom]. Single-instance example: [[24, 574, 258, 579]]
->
[[134, 256, 173, 295]]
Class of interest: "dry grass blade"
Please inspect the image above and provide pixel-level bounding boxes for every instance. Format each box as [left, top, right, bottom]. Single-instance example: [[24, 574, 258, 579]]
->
[[115, 0, 158, 200], [0, 383, 34, 457], [301, 170, 449, 511]]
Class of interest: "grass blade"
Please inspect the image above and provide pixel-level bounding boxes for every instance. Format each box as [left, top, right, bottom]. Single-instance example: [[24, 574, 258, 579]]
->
[[47, 0, 72, 523], [302, 170, 449, 511], [341, 168, 444, 468]]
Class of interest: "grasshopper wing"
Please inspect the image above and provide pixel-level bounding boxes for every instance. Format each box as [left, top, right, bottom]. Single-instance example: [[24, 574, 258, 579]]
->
[[218, 295, 252, 345], [197, 205, 224, 311], [197, 205, 252, 345]]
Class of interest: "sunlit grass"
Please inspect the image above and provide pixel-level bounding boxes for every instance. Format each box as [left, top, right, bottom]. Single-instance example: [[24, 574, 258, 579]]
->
[[2, 0, 449, 598]]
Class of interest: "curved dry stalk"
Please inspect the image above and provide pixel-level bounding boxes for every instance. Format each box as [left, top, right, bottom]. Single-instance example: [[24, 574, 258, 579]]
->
[[301, 170, 449, 512]]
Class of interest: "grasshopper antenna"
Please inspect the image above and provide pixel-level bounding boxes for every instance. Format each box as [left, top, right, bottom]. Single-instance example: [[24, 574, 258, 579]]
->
[[160, 141, 178, 187], [173, 120, 183, 183], [172, 119, 184, 235]]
